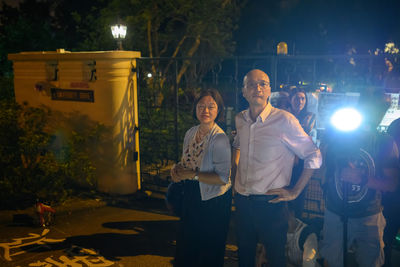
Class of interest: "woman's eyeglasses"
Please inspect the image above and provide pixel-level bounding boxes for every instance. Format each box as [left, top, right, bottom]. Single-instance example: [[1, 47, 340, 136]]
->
[[197, 104, 217, 110]]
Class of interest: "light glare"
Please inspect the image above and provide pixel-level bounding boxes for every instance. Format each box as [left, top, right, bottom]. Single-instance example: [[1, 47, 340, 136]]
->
[[111, 24, 127, 39], [330, 108, 362, 132]]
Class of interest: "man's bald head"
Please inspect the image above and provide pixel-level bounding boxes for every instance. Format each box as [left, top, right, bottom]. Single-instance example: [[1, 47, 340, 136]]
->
[[243, 69, 270, 86], [242, 69, 271, 108]]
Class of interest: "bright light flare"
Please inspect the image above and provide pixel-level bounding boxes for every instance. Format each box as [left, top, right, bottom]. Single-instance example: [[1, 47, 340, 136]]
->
[[111, 24, 127, 39], [330, 107, 362, 132]]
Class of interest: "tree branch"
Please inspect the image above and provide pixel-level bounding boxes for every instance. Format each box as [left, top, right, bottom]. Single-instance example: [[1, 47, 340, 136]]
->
[[160, 35, 187, 86], [159, 41, 169, 56], [176, 35, 201, 84], [147, 18, 157, 74]]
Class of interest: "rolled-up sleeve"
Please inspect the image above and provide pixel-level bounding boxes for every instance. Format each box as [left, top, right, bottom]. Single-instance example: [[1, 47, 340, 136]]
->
[[282, 116, 322, 169], [232, 115, 241, 150], [212, 133, 231, 184], [232, 134, 240, 150]]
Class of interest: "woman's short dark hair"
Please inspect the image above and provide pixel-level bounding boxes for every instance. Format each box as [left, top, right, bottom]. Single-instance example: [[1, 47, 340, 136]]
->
[[192, 89, 225, 122]]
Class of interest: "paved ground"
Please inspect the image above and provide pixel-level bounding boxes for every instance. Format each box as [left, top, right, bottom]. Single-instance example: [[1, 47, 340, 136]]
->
[[0, 193, 399, 267], [0, 194, 238, 267]]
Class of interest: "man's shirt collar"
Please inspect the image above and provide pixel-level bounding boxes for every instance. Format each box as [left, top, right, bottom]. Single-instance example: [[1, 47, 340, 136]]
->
[[244, 102, 273, 123]]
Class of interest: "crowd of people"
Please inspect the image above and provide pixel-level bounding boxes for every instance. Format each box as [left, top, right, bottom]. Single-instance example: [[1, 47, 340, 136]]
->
[[168, 68, 400, 267]]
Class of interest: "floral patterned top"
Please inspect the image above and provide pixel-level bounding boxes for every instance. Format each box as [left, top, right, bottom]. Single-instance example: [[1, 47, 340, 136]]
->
[[181, 129, 210, 172]]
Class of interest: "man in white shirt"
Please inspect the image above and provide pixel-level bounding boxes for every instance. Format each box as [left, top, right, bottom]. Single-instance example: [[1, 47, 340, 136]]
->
[[232, 69, 322, 267]]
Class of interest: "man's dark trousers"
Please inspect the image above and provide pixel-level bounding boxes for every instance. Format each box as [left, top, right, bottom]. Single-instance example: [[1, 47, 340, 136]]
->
[[235, 193, 288, 267]]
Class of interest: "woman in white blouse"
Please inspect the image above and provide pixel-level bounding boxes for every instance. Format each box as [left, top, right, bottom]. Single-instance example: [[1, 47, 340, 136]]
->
[[170, 89, 232, 267]]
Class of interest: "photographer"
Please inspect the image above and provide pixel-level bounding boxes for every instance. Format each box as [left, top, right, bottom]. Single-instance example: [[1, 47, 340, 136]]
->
[[320, 91, 399, 267]]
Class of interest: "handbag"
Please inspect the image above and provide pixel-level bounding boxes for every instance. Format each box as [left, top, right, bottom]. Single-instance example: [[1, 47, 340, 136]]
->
[[165, 181, 184, 217]]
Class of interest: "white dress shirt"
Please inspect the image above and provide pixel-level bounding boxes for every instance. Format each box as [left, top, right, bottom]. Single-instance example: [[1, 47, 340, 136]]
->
[[233, 102, 322, 196]]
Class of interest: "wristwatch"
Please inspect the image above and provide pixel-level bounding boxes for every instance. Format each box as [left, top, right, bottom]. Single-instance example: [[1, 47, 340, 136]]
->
[[193, 169, 199, 181]]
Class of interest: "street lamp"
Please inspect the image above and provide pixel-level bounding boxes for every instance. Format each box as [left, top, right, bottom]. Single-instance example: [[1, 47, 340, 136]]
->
[[111, 23, 127, 50], [277, 41, 288, 55]]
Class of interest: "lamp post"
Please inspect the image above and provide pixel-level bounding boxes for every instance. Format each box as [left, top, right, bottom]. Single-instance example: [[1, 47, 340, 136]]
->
[[111, 23, 127, 50]]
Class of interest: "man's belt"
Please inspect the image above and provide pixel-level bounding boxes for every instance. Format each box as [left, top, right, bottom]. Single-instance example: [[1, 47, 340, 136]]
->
[[236, 194, 276, 201]]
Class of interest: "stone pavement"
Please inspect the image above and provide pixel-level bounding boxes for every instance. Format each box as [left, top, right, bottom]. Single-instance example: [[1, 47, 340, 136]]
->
[[1, 191, 399, 267], [0, 192, 239, 266]]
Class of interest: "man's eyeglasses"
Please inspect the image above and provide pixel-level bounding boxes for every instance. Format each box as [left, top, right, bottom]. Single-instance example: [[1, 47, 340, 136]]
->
[[244, 81, 270, 90]]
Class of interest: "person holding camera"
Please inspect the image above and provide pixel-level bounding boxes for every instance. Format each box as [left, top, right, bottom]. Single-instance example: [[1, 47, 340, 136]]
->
[[320, 92, 399, 267]]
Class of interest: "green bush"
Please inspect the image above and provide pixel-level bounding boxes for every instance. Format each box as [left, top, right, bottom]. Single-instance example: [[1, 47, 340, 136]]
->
[[0, 76, 14, 101], [0, 101, 107, 209]]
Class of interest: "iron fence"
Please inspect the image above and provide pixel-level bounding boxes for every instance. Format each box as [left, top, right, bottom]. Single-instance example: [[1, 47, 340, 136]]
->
[[136, 55, 400, 215]]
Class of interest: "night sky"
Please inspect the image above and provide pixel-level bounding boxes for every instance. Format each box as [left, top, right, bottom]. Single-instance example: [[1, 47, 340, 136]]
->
[[1, 0, 400, 58], [235, 0, 400, 55]]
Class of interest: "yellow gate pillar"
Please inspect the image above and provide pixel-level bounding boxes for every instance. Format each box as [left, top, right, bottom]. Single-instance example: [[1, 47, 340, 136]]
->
[[8, 49, 141, 194]]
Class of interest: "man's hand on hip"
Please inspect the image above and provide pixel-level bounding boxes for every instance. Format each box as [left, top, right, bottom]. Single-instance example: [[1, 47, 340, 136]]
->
[[265, 187, 298, 203]]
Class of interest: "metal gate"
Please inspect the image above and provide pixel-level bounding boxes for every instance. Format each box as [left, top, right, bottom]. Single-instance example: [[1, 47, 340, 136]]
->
[[136, 55, 400, 212]]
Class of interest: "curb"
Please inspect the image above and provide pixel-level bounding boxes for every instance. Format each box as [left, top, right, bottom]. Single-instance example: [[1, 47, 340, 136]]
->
[[0, 190, 166, 225], [0, 198, 107, 225]]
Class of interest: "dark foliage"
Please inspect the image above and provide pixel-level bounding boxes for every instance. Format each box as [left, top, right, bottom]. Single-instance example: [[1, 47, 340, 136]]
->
[[0, 100, 108, 209]]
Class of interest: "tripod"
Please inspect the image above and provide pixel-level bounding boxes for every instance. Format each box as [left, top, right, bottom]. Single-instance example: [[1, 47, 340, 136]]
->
[[341, 181, 349, 267]]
